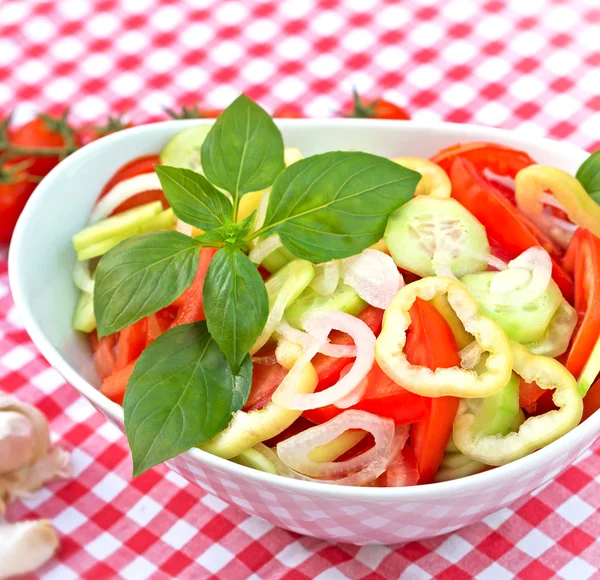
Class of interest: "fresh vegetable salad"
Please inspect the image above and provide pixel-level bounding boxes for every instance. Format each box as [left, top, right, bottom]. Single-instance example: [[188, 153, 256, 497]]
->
[[71, 95, 600, 487]]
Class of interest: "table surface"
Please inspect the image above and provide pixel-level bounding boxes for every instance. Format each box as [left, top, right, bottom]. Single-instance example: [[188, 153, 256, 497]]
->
[[2, 1, 600, 578]]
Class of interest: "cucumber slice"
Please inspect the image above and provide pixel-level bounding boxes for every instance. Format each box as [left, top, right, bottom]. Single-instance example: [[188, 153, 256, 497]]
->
[[265, 259, 315, 306], [285, 282, 367, 330], [471, 373, 520, 437], [72, 291, 96, 333], [159, 124, 211, 172], [77, 207, 176, 261], [461, 271, 563, 344], [262, 246, 296, 273], [384, 196, 490, 278], [231, 448, 278, 475], [72, 201, 163, 251]]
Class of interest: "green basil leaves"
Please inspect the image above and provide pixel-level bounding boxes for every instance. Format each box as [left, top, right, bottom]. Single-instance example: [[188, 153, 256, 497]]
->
[[576, 149, 600, 203], [258, 151, 420, 262], [90, 93, 420, 476], [124, 322, 252, 476]]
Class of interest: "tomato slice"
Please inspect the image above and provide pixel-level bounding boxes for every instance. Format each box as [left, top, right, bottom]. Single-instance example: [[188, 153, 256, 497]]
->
[[431, 141, 535, 181], [100, 362, 135, 405], [146, 308, 175, 344], [407, 298, 461, 484], [564, 229, 600, 379], [383, 445, 420, 487], [114, 317, 147, 372], [171, 248, 218, 327], [450, 157, 574, 302], [243, 358, 289, 412], [303, 363, 428, 425], [311, 306, 384, 389], [519, 377, 546, 409], [92, 333, 117, 380]]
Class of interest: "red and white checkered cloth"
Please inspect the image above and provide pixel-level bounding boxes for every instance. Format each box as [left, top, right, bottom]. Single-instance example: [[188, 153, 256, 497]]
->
[[1, 1, 600, 578]]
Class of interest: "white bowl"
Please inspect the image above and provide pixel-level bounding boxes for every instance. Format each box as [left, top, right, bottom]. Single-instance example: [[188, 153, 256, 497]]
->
[[9, 119, 599, 545]]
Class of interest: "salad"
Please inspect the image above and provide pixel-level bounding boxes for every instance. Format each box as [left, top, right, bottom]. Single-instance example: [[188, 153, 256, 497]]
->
[[70, 95, 600, 487]]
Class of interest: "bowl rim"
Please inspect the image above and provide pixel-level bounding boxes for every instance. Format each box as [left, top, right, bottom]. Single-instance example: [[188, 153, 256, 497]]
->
[[9, 118, 600, 500]]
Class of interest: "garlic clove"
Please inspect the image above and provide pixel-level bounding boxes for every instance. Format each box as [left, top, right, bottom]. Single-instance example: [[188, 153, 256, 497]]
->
[[0, 394, 50, 464], [0, 412, 35, 475], [0, 520, 59, 579]]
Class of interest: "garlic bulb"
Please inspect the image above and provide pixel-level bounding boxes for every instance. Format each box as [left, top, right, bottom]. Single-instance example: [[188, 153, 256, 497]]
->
[[0, 520, 59, 579]]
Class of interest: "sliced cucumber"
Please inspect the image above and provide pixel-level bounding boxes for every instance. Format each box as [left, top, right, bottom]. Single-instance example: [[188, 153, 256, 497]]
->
[[72, 291, 96, 333], [262, 246, 296, 273], [159, 124, 211, 172], [231, 448, 278, 475], [265, 259, 315, 306], [77, 207, 176, 261], [471, 373, 521, 437], [285, 282, 367, 330], [461, 271, 563, 344], [72, 201, 163, 251], [384, 196, 490, 278]]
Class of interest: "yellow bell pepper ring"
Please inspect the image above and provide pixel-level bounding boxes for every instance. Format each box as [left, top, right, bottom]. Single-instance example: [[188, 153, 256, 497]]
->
[[391, 157, 451, 198], [375, 276, 513, 398], [453, 341, 583, 466], [200, 360, 318, 459], [515, 165, 600, 249]]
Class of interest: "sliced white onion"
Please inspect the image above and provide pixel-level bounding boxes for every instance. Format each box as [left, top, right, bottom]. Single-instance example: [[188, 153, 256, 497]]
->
[[541, 193, 566, 212], [89, 172, 162, 224], [446, 238, 507, 271], [484, 169, 515, 191], [72, 260, 95, 293], [276, 318, 357, 358], [478, 246, 552, 306], [489, 267, 531, 294], [253, 188, 271, 232], [249, 234, 283, 265], [459, 341, 484, 370], [176, 219, 193, 236], [310, 261, 340, 296], [276, 410, 395, 484], [342, 249, 403, 309], [486, 254, 508, 271], [272, 310, 375, 410], [332, 364, 368, 408], [549, 216, 579, 234]]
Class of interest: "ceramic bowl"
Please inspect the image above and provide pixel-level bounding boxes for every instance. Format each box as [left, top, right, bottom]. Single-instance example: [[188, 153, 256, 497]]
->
[[9, 119, 598, 545]]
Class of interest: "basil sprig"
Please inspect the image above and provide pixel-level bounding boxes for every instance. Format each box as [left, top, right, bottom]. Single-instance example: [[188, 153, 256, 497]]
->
[[93, 94, 420, 475]]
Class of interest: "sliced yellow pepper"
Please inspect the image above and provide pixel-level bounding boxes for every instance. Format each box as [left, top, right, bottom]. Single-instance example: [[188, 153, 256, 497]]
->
[[391, 157, 451, 198], [430, 294, 473, 349], [453, 341, 583, 466], [200, 360, 318, 459], [515, 165, 600, 248], [376, 277, 512, 398]]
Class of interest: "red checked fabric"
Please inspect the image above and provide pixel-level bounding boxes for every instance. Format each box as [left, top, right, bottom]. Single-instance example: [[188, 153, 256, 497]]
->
[[1, 0, 600, 578]]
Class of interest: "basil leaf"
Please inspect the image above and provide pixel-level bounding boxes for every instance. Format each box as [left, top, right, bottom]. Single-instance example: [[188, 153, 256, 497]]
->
[[155, 165, 232, 230], [203, 247, 268, 372], [195, 213, 256, 248], [576, 149, 600, 196], [124, 322, 252, 476], [591, 192, 600, 205], [201, 94, 284, 215], [94, 231, 201, 336], [260, 151, 420, 262]]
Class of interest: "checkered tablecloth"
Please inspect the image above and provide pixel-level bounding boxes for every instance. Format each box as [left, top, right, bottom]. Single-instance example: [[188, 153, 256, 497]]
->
[[1, 1, 600, 578]]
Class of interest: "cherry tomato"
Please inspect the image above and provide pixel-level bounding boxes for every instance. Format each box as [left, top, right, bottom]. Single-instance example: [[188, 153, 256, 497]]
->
[[273, 104, 304, 118], [10, 115, 72, 177], [0, 171, 36, 243], [347, 90, 410, 120]]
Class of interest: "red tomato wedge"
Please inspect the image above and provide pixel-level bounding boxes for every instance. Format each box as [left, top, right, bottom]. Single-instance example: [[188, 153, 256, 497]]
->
[[431, 141, 535, 180], [519, 377, 546, 409], [99, 154, 167, 215], [92, 332, 117, 380], [383, 445, 420, 487], [101, 362, 135, 405], [564, 229, 600, 379], [171, 248, 218, 327], [450, 157, 574, 302], [311, 306, 384, 389], [114, 317, 147, 372], [243, 359, 289, 412], [406, 298, 461, 485], [303, 363, 428, 425]]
